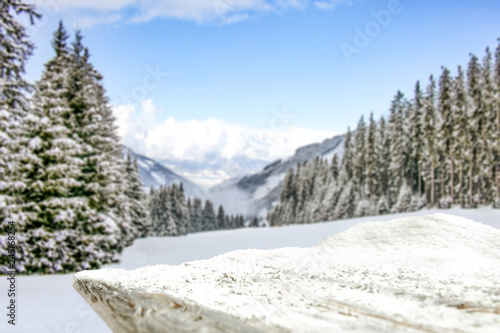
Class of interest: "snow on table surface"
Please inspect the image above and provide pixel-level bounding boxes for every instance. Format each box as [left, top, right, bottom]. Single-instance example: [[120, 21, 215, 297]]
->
[[75, 213, 500, 333]]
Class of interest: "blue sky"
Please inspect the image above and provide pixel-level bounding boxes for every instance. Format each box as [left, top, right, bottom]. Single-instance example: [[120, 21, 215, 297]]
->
[[24, 0, 500, 165]]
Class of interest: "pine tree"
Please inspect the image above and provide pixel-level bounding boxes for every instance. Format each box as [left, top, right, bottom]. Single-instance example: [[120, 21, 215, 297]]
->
[[186, 198, 193, 232], [353, 116, 367, 196], [410, 81, 425, 195], [146, 187, 156, 234], [280, 168, 294, 202], [0, 1, 40, 262], [238, 215, 245, 228], [217, 205, 225, 230], [125, 152, 149, 237], [340, 127, 354, 183], [65, 31, 136, 246], [202, 200, 216, 231], [481, 47, 497, 203], [0, 0, 39, 106], [438, 66, 454, 205], [452, 66, 471, 206], [467, 54, 484, 206], [150, 186, 177, 236], [11, 21, 96, 273], [422, 76, 438, 205], [366, 112, 377, 199], [170, 184, 189, 236], [249, 216, 259, 228], [376, 116, 391, 200], [388, 91, 406, 206], [189, 197, 203, 232], [330, 154, 339, 182], [295, 160, 310, 221], [334, 182, 356, 219], [494, 39, 500, 205]]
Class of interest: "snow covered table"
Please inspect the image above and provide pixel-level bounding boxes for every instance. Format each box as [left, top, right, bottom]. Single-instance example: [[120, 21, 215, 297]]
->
[[73, 214, 500, 332]]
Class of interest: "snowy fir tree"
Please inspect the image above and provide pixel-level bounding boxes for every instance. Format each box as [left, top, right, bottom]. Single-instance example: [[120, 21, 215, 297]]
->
[[124, 151, 150, 238], [149, 186, 177, 237], [409, 81, 425, 196], [169, 184, 189, 236], [0, 1, 40, 270], [437, 66, 454, 207], [422, 75, 438, 206], [365, 113, 377, 200], [13, 21, 109, 273], [217, 205, 225, 230], [268, 40, 500, 226], [388, 91, 407, 206], [201, 200, 217, 231], [452, 65, 470, 206], [494, 40, 500, 206], [249, 216, 259, 228], [188, 197, 203, 233], [0, 17, 150, 273]]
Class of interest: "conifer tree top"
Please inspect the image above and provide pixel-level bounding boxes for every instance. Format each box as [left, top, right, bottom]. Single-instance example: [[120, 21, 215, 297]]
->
[[51, 20, 69, 58]]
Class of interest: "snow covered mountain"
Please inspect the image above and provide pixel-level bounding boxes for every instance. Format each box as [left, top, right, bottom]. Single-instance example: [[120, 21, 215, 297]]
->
[[158, 155, 269, 189], [208, 134, 345, 218], [124, 147, 207, 199]]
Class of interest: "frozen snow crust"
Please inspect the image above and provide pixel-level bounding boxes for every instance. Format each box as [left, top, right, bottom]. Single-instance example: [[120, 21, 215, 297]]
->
[[74, 214, 500, 332]]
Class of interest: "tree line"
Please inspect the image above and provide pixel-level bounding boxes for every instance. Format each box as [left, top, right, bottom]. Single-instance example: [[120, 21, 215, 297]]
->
[[147, 184, 247, 236], [0, 2, 151, 274], [269, 40, 500, 226]]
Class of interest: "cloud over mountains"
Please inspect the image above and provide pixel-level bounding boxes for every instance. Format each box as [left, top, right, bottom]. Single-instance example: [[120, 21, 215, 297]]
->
[[113, 99, 336, 176]]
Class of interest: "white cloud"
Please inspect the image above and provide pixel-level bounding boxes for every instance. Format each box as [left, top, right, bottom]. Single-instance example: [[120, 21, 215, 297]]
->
[[313, 0, 350, 11], [76, 13, 123, 29], [31, 0, 136, 12], [113, 99, 336, 164], [30, 0, 307, 26]]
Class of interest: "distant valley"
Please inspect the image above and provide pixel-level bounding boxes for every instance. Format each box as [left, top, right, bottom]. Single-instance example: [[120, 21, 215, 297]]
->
[[126, 133, 345, 219]]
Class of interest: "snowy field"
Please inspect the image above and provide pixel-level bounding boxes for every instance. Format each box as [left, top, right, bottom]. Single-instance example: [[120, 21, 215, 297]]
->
[[2, 207, 500, 333]]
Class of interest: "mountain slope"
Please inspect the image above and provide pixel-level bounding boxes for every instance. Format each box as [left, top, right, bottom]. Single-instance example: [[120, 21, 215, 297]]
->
[[208, 134, 345, 218], [124, 147, 207, 199], [159, 155, 269, 189]]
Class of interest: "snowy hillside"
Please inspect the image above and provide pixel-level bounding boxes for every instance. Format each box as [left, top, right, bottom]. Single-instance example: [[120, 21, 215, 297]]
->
[[124, 147, 207, 199], [74, 213, 500, 332], [2, 208, 499, 333], [209, 134, 345, 217]]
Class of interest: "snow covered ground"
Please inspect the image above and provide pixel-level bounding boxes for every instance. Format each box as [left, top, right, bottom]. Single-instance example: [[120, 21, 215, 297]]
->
[[2, 207, 500, 332]]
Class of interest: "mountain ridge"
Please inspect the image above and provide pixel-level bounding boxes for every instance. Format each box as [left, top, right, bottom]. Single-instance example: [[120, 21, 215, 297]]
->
[[208, 133, 345, 218], [123, 147, 207, 199]]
